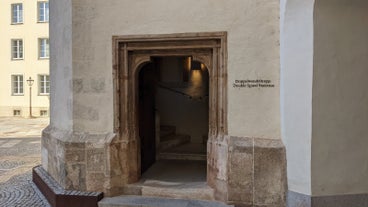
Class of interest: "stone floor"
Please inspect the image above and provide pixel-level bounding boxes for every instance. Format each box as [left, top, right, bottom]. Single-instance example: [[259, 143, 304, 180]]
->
[[0, 117, 50, 206], [0, 117, 49, 138], [141, 160, 207, 182], [0, 172, 50, 207], [99, 195, 234, 207], [122, 160, 216, 201]]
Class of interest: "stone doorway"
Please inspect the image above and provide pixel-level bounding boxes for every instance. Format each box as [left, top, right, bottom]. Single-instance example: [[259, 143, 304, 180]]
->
[[111, 33, 228, 200], [135, 56, 210, 199], [138, 56, 209, 170]]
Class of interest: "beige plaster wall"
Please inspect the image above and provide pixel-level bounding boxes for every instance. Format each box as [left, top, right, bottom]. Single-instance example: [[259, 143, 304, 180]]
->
[[69, 0, 281, 139], [0, 0, 49, 117], [312, 0, 368, 196], [280, 0, 314, 195]]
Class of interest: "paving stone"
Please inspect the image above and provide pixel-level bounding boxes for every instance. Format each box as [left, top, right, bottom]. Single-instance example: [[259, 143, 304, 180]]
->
[[0, 172, 50, 207], [0, 117, 48, 138], [0, 118, 50, 207], [0, 138, 41, 156], [0, 160, 26, 170]]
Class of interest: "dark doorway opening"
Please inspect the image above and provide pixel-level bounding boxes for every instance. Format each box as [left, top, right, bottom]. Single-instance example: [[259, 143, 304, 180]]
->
[[139, 62, 158, 173], [138, 56, 209, 179]]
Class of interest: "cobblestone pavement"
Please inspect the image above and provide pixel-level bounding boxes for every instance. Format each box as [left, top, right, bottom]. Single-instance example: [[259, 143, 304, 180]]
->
[[0, 117, 51, 206], [0, 117, 49, 138], [0, 172, 50, 207]]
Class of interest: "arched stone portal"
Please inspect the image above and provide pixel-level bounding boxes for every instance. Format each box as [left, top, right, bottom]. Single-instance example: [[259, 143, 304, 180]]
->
[[110, 32, 228, 195]]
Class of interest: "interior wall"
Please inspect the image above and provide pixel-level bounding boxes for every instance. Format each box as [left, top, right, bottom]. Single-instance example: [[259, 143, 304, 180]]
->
[[156, 57, 209, 143], [312, 0, 368, 196], [281, 0, 315, 195]]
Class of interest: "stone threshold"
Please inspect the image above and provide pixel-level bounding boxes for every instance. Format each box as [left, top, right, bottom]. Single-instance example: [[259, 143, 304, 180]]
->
[[123, 180, 215, 201], [98, 195, 234, 207], [32, 165, 104, 207]]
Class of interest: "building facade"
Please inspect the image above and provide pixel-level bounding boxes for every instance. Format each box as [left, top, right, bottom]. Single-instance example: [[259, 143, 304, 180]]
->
[[34, 0, 368, 207], [0, 0, 49, 117]]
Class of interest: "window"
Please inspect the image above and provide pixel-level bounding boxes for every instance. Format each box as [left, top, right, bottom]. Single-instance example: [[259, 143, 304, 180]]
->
[[12, 75, 24, 95], [13, 110, 21, 116], [39, 38, 49, 59], [11, 39, 23, 60], [39, 75, 50, 95], [40, 110, 48, 117], [11, 4, 23, 24], [38, 2, 49, 22]]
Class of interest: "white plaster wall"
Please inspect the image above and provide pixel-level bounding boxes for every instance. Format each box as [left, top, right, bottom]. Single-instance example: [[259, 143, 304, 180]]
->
[[312, 0, 368, 196], [281, 0, 314, 195], [69, 0, 281, 139], [49, 0, 73, 130]]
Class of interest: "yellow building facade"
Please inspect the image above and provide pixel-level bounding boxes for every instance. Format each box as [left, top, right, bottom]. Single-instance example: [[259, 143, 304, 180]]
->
[[0, 0, 49, 117]]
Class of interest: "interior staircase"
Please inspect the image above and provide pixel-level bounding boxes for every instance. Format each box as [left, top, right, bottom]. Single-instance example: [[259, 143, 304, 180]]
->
[[157, 125, 206, 161]]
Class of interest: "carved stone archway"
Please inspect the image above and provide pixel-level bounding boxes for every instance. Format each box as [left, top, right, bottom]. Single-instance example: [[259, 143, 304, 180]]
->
[[110, 32, 228, 197]]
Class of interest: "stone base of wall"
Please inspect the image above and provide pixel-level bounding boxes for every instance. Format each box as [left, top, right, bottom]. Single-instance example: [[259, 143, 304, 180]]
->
[[208, 136, 287, 207], [42, 126, 287, 206], [288, 191, 368, 207], [32, 165, 103, 207], [41, 125, 141, 197], [41, 126, 118, 194]]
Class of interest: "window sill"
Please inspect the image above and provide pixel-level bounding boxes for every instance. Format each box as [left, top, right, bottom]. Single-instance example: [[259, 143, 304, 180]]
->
[[38, 57, 49, 60], [12, 94, 24, 96], [38, 93, 50, 96], [37, 21, 49, 24], [11, 58, 24, 61], [11, 23, 23, 25]]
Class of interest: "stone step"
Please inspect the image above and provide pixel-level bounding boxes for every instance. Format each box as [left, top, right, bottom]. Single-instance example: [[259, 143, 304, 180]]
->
[[98, 195, 234, 207], [160, 125, 176, 138], [141, 181, 214, 201], [158, 143, 207, 161], [157, 152, 206, 161], [159, 134, 190, 151]]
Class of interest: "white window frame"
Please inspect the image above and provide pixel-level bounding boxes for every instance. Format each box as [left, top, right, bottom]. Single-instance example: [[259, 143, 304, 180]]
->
[[11, 3, 23, 24], [39, 38, 49, 59], [11, 39, 24, 60], [12, 75, 24, 96], [37, 2, 49, 23], [38, 74, 50, 95]]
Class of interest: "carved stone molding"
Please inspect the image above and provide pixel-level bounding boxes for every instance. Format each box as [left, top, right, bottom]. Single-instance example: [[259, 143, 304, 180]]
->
[[112, 32, 228, 193], [192, 54, 212, 72]]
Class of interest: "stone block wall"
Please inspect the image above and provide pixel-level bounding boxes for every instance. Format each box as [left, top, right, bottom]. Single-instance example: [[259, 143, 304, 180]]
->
[[42, 126, 113, 193], [208, 136, 287, 206]]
